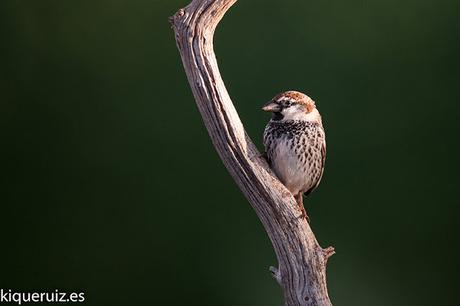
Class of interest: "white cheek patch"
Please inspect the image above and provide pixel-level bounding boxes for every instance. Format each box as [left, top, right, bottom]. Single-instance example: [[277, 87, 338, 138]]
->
[[281, 107, 296, 116], [281, 105, 305, 120]]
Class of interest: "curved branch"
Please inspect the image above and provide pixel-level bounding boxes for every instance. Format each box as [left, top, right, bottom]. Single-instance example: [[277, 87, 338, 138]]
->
[[169, 1, 334, 305]]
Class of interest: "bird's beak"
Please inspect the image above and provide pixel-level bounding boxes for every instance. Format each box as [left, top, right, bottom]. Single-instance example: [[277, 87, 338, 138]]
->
[[262, 101, 281, 112]]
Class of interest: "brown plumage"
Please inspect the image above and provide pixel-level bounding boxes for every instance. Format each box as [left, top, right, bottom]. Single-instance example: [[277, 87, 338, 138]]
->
[[262, 91, 326, 221]]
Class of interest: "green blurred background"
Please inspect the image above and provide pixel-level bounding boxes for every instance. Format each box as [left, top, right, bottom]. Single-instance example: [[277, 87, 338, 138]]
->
[[1, 0, 459, 305]]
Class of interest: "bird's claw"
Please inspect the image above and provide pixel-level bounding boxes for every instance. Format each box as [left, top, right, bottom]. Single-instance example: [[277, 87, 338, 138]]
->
[[300, 208, 310, 223]]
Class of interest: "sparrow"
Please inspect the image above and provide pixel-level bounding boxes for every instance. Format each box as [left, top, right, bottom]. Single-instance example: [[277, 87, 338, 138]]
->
[[262, 91, 326, 221]]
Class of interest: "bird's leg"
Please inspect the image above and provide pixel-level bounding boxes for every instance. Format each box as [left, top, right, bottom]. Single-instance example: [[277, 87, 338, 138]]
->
[[251, 151, 269, 163], [260, 151, 268, 161], [294, 193, 310, 222]]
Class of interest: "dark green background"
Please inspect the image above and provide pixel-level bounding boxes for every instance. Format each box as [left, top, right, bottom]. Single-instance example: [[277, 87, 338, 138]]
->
[[1, 0, 459, 305]]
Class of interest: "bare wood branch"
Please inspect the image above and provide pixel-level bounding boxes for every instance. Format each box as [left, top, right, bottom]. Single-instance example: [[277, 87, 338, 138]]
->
[[169, 1, 334, 305]]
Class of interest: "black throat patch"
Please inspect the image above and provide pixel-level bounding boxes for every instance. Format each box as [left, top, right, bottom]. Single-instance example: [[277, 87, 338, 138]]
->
[[272, 112, 284, 121]]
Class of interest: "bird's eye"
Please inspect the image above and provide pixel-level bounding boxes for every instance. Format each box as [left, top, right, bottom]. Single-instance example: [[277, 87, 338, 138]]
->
[[285, 101, 292, 107]]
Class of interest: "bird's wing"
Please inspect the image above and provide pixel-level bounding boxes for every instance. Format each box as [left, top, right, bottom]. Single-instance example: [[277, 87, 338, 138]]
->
[[304, 133, 326, 196], [317, 140, 326, 186]]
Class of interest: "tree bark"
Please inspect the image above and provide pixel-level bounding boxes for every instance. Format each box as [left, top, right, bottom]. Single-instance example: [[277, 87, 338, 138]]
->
[[169, 1, 334, 305]]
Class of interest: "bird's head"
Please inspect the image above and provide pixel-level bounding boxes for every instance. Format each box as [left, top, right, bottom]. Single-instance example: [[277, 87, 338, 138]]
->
[[262, 91, 318, 121]]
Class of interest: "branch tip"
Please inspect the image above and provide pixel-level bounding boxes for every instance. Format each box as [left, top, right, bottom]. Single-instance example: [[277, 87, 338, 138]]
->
[[323, 246, 335, 262], [169, 8, 186, 27], [269, 266, 282, 285]]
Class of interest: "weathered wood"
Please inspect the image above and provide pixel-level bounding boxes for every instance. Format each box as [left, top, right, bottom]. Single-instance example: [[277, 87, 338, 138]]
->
[[169, 1, 334, 305]]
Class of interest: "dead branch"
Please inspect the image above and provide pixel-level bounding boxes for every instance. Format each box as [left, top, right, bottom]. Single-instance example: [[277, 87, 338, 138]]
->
[[169, 1, 334, 305]]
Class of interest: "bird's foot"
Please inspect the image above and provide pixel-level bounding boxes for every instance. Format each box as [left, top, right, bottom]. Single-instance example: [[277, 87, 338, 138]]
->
[[300, 207, 310, 223], [260, 151, 268, 161]]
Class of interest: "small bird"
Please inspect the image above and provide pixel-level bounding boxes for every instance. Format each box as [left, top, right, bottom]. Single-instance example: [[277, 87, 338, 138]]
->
[[262, 91, 326, 221]]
